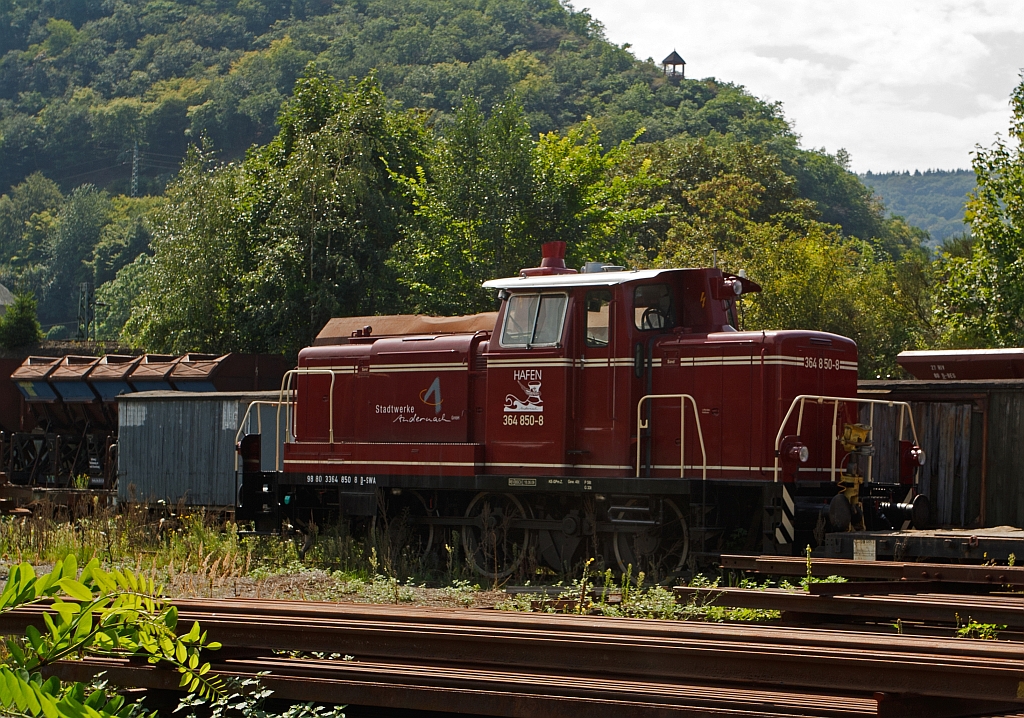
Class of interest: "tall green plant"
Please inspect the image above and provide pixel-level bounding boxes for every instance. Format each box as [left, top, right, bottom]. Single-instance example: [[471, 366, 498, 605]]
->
[[0, 555, 222, 718], [0, 292, 42, 348], [126, 69, 425, 355], [123, 140, 241, 353]]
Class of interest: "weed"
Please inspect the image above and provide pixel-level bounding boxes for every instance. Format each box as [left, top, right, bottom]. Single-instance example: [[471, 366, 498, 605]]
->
[[494, 561, 778, 623], [438, 579, 480, 608], [360, 548, 414, 604], [601, 585, 681, 620], [493, 592, 540, 612], [955, 613, 1004, 640], [802, 574, 847, 587]]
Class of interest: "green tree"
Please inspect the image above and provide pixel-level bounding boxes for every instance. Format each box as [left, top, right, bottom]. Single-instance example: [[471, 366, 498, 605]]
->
[[391, 98, 536, 315], [936, 74, 1024, 348], [740, 222, 930, 377], [89, 195, 161, 287], [127, 69, 425, 355], [235, 68, 425, 354], [0, 173, 64, 269], [634, 135, 933, 376], [623, 136, 817, 264], [123, 142, 242, 352], [35, 185, 112, 329], [393, 98, 658, 315], [95, 255, 151, 341], [0, 292, 43, 349]]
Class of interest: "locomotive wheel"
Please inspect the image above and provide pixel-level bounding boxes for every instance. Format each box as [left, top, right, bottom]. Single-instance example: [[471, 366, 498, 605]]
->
[[462, 492, 532, 579], [376, 490, 436, 557], [538, 509, 583, 572], [612, 498, 689, 582]]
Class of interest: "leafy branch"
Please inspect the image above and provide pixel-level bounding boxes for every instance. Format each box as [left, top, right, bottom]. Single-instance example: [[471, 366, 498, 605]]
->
[[0, 555, 224, 718]]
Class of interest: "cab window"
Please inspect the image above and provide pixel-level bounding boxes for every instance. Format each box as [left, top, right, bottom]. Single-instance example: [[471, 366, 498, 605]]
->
[[633, 284, 674, 330], [501, 293, 568, 347], [586, 290, 612, 347]]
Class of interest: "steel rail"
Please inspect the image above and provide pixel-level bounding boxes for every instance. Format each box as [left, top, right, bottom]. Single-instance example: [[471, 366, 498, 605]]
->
[[8, 597, 1017, 656], [721, 554, 1024, 585], [4, 601, 1024, 703], [674, 586, 1024, 628], [43, 656, 1012, 718], [7, 597, 1024, 660], [7, 596, 1023, 657]]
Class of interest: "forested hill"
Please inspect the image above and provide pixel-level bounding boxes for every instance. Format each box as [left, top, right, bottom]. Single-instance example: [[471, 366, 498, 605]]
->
[[0, 0, 789, 194], [860, 169, 974, 247], [0, 0, 950, 376]]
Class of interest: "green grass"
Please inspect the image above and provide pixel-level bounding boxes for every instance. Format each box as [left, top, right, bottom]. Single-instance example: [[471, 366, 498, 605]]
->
[[0, 502, 341, 577], [494, 564, 781, 623]]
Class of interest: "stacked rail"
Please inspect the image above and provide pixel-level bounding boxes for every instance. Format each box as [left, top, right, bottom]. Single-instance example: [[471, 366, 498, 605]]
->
[[720, 554, 1024, 585], [3, 598, 1024, 717]]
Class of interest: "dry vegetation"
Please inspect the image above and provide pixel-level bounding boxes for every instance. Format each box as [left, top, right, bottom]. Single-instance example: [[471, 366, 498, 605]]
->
[[0, 501, 779, 621], [0, 501, 505, 608]]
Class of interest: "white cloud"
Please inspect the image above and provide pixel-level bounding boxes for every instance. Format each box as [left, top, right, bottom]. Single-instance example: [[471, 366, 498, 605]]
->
[[579, 0, 1024, 171]]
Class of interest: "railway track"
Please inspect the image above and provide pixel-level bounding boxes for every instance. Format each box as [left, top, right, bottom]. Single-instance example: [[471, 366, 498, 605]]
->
[[721, 554, 1024, 585], [3, 597, 1024, 717], [675, 585, 1024, 629]]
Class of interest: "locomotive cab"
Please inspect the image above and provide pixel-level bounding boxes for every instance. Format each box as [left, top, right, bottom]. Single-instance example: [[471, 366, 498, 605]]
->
[[482, 259, 751, 478]]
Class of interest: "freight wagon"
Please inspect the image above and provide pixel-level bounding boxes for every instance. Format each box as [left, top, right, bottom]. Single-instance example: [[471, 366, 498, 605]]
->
[[1, 352, 286, 489]]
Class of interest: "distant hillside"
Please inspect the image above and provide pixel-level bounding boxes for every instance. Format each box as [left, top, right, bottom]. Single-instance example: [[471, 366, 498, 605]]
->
[[0, 0, 931, 349], [0, 0, 792, 195], [860, 169, 974, 247]]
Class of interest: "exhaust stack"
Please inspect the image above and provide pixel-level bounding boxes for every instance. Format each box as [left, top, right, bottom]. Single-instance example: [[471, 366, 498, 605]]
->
[[520, 241, 577, 277]]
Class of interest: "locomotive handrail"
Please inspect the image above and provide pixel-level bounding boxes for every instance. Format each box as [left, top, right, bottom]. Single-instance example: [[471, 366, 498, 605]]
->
[[279, 368, 338, 444], [772, 395, 920, 484], [636, 394, 707, 480], [233, 368, 340, 475], [234, 400, 291, 473]]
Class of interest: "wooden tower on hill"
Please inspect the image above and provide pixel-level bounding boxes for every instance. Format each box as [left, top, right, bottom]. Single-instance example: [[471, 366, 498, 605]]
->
[[662, 50, 685, 78]]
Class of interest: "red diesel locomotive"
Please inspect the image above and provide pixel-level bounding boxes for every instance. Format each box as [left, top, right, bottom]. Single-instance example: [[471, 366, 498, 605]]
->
[[237, 242, 927, 578]]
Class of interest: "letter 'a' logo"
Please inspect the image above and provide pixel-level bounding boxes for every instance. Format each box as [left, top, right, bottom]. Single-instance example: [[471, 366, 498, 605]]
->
[[420, 376, 442, 414]]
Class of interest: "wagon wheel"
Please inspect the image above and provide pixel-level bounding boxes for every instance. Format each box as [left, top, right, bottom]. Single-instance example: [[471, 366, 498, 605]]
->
[[462, 492, 532, 579], [613, 498, 689, 582]]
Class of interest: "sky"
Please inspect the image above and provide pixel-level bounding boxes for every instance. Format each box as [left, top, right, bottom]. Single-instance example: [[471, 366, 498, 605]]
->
[[579, 0, 1024, 173]]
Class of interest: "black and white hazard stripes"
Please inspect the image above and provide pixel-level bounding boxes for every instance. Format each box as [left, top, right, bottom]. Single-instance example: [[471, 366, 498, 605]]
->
[[775, 485, 796, 545]]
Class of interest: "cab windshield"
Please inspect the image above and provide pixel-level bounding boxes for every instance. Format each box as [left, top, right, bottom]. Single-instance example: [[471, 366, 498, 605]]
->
[[500, 293, 568, 347]]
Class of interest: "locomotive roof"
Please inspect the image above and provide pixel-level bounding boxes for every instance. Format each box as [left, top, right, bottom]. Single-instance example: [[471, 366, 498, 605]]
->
[[482, 268, 673, 290]]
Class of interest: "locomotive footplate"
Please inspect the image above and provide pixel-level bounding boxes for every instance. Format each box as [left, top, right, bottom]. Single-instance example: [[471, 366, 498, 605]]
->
[[275, 471, 697, 496], [238, 470, 696, 522]]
